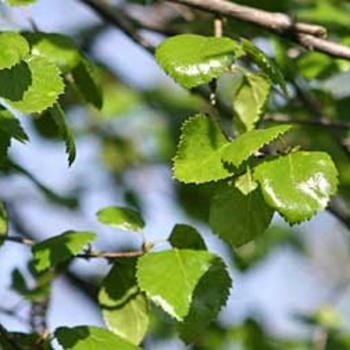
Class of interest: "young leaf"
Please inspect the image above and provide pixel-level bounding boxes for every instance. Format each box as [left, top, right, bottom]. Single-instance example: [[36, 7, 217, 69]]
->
[[242, 38, 287, 94], [254, 151, 339, 224], [156, 34, 241, 89], [0, 200, 8, 247], [177, 257, 231, 344], [234, 167, 258, 195], [49, 103, 76, 166], [0, 56, 64, 114], [0, 106, 29, 143], [209, 185, 274, 247], [98, 259, 149, 345], [32, 230, 96, 272], [169, 224, 207, 250], [55, 326, 141, 350], [0, 32, 29, 69], [173, 114, 231, 184], [24, 33, 82, 71], [97, 206, 145, 232], [137, 249, 217, 320], [222, 125, 292, 167], [232, 72, 271, 132], [72, 56, 103, 109]]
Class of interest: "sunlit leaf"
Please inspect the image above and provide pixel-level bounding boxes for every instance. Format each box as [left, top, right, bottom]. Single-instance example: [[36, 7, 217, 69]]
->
[[55, 326, 140, 350], [234, 167, 258, 195], [222, 125, 292, 167], [254, 151, 338, 224], [4, 0, 37, 6], [0, 32, 29, 69], [97, 206, 145, 232], [99, 259, 149, 345], [173, 114, 231, 183], [0, 200, 8, 247], [32, 230, 96, 271], [24, 32, 82, 71], [137, 249, 217, 320], [0, 56, 64, 114], [156, 34, 242, 89], [209, 185, 273, 247]]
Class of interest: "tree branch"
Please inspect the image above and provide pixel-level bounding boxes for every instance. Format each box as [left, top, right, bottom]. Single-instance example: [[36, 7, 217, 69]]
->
[[165, 0, 350, 61]]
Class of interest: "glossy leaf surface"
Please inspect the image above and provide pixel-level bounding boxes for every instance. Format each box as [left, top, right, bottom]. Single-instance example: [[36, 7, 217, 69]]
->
[[254, 151, 338, 223], [156, 34, 241, 89]]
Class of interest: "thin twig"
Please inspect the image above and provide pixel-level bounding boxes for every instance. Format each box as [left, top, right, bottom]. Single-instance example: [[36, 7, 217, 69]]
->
[[165, 0, 350, 61], [77, 250, 144, 259], [78, 0, 155, 54], [0, 235, 34, 246]]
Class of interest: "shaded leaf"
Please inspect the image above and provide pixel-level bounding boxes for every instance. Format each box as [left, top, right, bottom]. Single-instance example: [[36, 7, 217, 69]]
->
[[72, 56, 102, 109], [242, 38, 287, 94], [232, 71, 271, 132], [178, 257, 231, 343], [173, 114, 231, 183], [55, 326, 140, 350], [32, 230, 96, 272], [0, 32, 29, 69], [222, 125, 292, 167], [156, 34, 241, 89], [97, 206, 145, 232], [49, 103, 76, 166], [99, 259, 149, 345], [0, 106, 29, 143], [137, 249, 216, 320], [209, 185, 274, 247], [254, 151, 338, 224], [169, 224, 207, 250]]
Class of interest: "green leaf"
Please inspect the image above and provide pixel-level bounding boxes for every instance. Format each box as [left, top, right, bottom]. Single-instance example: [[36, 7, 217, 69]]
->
[[254, 151, 339, 224], [24, 33, 82, 71], [0, 106, 29, 143], [177, 257, 231, 344], [0, 32, 29, 69], [209, 185, 274, 247], [222, 125, 292, 167], [156, 34, 241, 89], [98, 259, 149, 345], [173, 114, 231, 184], [232, 71, 271, 132], [242, 38, 287, 94], [49, 103, 76, 166], [0, 56, 64, 114], [97, 206, 145, 232], [55, 326, 141, 350], [0, 200, 8, 247], [137, 249, 217, 320], [4, 0, 37, 6], [72, 56, 102, 109], [234, 167, 258, 195], [32, 230, 96, 272], [169, 224, 207, 250]]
